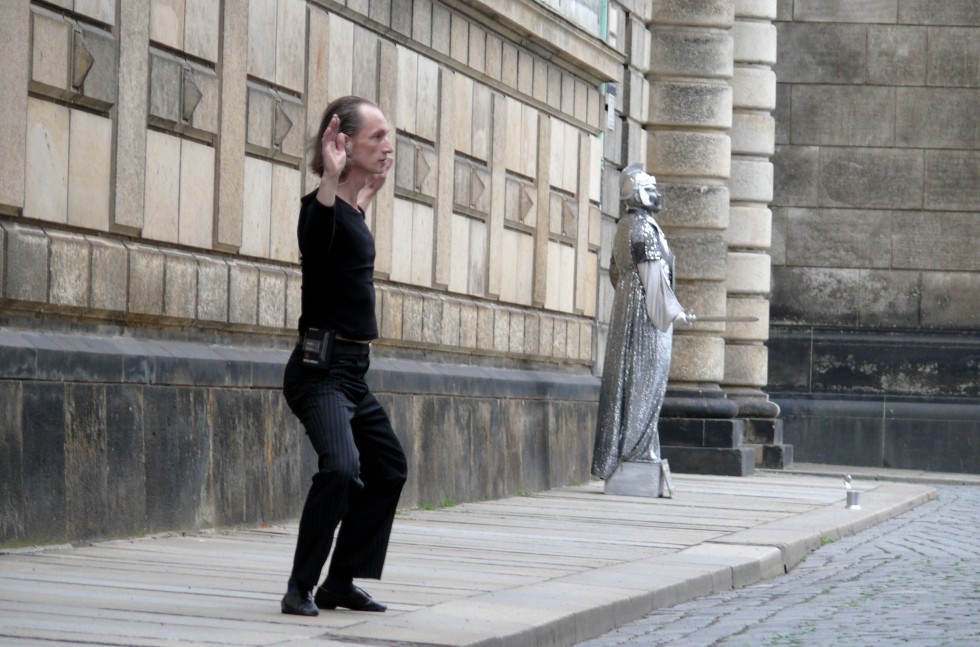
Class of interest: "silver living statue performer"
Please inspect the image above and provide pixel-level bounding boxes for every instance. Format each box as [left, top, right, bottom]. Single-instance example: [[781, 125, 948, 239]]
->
[[592, 164, 690, 492]]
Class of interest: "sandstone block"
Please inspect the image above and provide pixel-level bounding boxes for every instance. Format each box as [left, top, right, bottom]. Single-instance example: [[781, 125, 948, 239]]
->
[[772, 145, 819, 207], [67, 110, 112, 231], [723, 343, 769, 387], [896, 88, 978, 150], [769, 206, 787, 265], [733, 20, 777, 64], [857, 269, 921, 328], [652, 0, 735, 28], [351, 25, 378, 103], [195, 253, 228, 322], [892, 211, 980, 272], [49, 231, 90, 308], [269, 165, 301, 263], [924, 150, 980, 212], [75, 0, 115, 24], [25, 98, 69, 224], [650, 28, 734, 79], [241, 157, 272, 258], [647, 131, 731, 179], [31, 7, 70, 90], [727, 206, 772, 249], [898, 1, 980, 26], [775, 23, 867, 83], [148, 50, 182, 123], [184, 0, 220, 61], [793, 0, 898, 23], [142, 130, 181, 243], [285, 268, 301, 330], [790, 85, 895, 146], [731, 112, 774, 156], [607, 2, 626, 54], [648, 80, 733, 129], [818, 148, 923, 210], [258, 266, 286, 329], [729, 157, 773, 203], [246, 0, 276, 82], [178, 139, 215, 249], [868, 25, 927, 85], [431, 4, 451, 56], [726, 251, 771, 294], [785, 207, 892, 269], [3, 224, 49, 302], [736, 0, 778, 19], [163, 251, 198, 319], [628, 15, 651, 73], [920, 271, 980, 328], [228, 260, 258, 324], [112, 0, 150, 232], [774, 83, 789, 145], [276, 0, 306, 90], [731, 67, 776, 110], [88, 237, 128, 313], [671, 233, 728, 281], [724, 295, 770, 341], [658, 184, 730, 230], [127, 243, 165, 315], [246, 83, 274, 150], [0, 0, 29, 213], [150, 0, 184, 50], [669, 334, 726, 383], [770, 266, 861, 324]]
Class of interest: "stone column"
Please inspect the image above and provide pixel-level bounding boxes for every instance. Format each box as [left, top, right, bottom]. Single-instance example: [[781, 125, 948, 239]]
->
[[0, 0, 29, 215], [723, 0, 790, 467], [646, 0, 754, 476]]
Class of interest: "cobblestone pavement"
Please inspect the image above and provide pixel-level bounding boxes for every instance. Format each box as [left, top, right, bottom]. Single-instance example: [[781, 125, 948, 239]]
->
[[578, 484, 980, 647]]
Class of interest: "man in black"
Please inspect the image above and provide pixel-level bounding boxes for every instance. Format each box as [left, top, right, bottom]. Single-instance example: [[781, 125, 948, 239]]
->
[[280, 96, 407, 617]]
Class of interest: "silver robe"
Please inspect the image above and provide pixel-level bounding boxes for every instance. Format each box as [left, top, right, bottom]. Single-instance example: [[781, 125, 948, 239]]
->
[[592, 210, 674, 479]]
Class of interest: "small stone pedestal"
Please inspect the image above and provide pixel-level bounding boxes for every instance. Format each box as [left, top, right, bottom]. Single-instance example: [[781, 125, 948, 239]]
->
[[604, 461, 675, 498]]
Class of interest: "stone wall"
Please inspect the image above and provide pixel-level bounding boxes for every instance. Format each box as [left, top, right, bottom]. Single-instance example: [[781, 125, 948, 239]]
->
[[769, 0, 980, 473], [0, 0, 617, 548]]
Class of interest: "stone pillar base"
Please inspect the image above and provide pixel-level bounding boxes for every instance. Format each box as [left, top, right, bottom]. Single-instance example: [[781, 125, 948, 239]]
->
[[656, 386, 755, 476], [741, 417, 794, 468], [660, 446, 756, 476], [604, 461, 674, 498]]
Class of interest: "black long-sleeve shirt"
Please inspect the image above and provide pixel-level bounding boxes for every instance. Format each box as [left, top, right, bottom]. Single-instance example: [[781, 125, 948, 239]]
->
[[296, 190, 378, 341]]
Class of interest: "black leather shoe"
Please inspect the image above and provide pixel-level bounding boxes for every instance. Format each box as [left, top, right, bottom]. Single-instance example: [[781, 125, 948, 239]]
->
[[281, 590, 319, 616], [314, 585, 387, 612]]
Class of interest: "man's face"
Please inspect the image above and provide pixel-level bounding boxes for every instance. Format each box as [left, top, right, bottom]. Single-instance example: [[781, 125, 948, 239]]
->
[[347, 105, 393, 176]]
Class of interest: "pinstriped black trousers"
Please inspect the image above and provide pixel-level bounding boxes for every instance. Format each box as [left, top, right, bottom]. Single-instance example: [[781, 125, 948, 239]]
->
[[282, 343, 407, 592]]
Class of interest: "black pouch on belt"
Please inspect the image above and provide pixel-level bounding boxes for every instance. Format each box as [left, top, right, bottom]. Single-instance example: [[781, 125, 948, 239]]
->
[[300, 327, 335, 368]]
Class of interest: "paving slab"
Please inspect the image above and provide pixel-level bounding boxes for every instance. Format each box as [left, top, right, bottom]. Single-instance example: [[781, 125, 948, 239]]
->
[[0, 471, 935, 646]]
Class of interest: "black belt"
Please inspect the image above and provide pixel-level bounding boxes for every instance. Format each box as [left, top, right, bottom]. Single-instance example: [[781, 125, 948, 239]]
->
[[297, 336, 371, 356], [334, 339, 371, 355]]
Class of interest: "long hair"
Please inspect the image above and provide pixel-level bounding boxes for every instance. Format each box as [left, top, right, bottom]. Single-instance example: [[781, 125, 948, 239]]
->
[[308, 96, 378, 178]]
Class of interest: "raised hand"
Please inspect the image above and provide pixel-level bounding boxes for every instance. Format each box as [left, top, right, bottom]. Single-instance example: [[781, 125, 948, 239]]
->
[[320, 115, 348, 181]]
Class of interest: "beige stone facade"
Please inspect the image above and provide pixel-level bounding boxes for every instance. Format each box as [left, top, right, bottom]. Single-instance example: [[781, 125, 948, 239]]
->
[[3, 0, 617, 366], [2, 0, 975, 547]]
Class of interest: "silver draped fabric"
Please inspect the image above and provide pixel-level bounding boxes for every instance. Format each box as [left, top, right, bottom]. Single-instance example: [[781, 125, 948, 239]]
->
[[592, 210, 675, 480]]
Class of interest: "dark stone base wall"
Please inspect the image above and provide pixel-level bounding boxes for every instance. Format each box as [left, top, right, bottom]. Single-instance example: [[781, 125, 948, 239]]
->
[[771, 395, 980, 474], [0, 330, 599, 550], [768, 327, 980, 474]]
